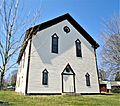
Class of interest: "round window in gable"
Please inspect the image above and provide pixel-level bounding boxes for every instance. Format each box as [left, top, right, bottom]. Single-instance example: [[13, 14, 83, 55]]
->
[[63, 26, 70, 33]]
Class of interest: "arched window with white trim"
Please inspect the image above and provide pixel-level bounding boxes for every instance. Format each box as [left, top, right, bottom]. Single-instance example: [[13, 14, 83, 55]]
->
[[42, 69, 48, 85], [75, 39, 82, 57], [51, 33, 59, 53], [85, 73, 90, 86]]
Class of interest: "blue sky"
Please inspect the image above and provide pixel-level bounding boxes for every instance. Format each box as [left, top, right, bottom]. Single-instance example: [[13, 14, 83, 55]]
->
[[23, 0, 119, 65], [23, 0, 119, 45]]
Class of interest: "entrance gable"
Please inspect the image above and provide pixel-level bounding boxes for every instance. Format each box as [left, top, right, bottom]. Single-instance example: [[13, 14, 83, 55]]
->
[[62, 64, 75, 75]]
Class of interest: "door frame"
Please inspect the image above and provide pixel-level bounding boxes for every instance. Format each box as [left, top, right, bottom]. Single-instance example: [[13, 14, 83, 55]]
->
[[61, 64, 76, 93]]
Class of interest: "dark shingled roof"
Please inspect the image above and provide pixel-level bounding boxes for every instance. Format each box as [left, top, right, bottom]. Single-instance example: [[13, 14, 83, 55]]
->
[[17, 13, 99, 63]]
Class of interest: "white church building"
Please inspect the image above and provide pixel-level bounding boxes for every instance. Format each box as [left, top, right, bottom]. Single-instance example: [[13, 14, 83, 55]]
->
[[15, 13, 100, 95]]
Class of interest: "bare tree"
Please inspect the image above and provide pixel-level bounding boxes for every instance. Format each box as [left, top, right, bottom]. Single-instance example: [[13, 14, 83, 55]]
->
[[115, 72, 120, 81], [100, 15, 120, 79], [99, 69, 107, 81], [0, 0, 40, 89], [10, 71, 17, 87]]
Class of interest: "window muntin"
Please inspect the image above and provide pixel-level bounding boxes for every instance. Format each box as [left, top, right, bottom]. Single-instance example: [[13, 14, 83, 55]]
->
[[52, 33, 58, 53], [42, 69, 48, 85], [75, 39, 82, 57], [85, 73, 90, 86]]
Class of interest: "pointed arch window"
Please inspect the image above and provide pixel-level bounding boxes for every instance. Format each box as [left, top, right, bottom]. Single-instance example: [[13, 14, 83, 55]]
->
[[85, 73, 90, 86], [75, 39, 82, 57], [52, 33, 59, 53], [42, 69, 48, 85]]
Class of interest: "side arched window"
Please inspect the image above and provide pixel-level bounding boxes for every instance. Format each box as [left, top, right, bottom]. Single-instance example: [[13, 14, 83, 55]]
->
[[42, 69, 48, 85], [75, 39, 82, 57], [52, 33, 59, 53], [85, 73, 90, 86]]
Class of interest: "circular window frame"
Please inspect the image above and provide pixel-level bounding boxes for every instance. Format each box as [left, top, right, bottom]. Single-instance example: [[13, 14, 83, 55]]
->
[[63, 26, 70, 33]]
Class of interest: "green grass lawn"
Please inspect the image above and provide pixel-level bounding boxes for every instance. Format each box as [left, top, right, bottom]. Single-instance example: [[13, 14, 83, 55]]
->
[[0, 91, 120, 106]]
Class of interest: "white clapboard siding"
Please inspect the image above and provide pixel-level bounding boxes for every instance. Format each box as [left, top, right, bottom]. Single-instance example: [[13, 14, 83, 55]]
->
[[15, 40, 30, 94], [26, 20, 99, 94]]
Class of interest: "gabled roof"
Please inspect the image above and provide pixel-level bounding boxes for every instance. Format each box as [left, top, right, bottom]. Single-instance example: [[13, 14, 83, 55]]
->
[[17, 13, 99, 63]]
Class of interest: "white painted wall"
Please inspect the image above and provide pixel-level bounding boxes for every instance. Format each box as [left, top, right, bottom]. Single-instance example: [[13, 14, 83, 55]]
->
[[15, 40, 30, 94], [27, 20, 99, 94]]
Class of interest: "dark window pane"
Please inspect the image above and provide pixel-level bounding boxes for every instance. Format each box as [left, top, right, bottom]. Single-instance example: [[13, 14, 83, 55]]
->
[[43, 73, 48, 85], [85, 73, 90, 86], [63, 26, 70, 33], [75, 39, 82, 57], [42, 70, 48, 85], [52, 34, 58, 53], [66, 67, 70, 72]]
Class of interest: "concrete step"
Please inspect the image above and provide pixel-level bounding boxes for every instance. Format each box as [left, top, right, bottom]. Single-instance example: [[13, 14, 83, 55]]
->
[[62, 93, 81, 96]]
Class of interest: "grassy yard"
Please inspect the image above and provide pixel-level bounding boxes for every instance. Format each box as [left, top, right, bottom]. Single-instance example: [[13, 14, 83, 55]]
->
[[0, 91, 120, 106]]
